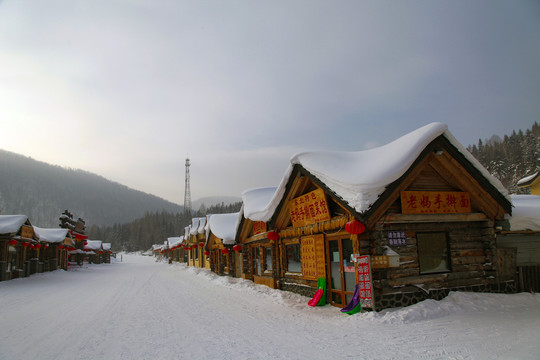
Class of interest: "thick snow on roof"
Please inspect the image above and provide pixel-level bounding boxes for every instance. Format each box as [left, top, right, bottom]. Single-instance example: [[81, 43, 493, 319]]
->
[[33, 226, 69, 243], [197, 217, 206, 234], [207, 212, 240, 245], [517, 171, 539, 186], [257, 123, 509, 221], [85, 240, 102, 250], [241, 187, 278, 221], [167, 237, 183, 247], [508, 195, 540, 231], [190, 218, 203, 235], [0, 215, 28, 234], [184, 226, 191, 238], [102, 243, 112, 251]]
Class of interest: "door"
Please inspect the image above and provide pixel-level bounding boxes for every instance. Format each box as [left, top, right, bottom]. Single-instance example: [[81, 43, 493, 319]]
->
[[327, 237, 355, 307]]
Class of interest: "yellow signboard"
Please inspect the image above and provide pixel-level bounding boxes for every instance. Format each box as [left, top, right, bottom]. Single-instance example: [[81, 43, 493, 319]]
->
[[289, 188, 331, 228], [253, 221, 267, 235], [300, 234, 326, 280], [401, 191, 471, 215], [21, 225, 33, 239]]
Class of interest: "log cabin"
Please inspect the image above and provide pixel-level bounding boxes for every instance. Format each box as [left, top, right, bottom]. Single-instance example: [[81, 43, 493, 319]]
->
[[206, 212, 241, 277], [240, 123, 513, 310]]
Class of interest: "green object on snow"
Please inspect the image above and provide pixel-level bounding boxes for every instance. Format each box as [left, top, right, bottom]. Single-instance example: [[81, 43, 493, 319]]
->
[[316, 277, 327, 306]]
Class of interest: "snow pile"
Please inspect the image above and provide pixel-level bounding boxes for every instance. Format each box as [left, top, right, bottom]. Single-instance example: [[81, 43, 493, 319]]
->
[[33, 226, 69, 243], [206, 212, 241, 244], [241, 187, 278, 221], [517, 171, 538, 186], [508, 195, 540, 231], [0, 215, 28, 234], [360, 291, 540, 324]]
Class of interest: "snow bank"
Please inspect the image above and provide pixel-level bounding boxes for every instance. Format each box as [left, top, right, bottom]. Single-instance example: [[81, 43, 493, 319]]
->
[[360, 291, 540, 324]]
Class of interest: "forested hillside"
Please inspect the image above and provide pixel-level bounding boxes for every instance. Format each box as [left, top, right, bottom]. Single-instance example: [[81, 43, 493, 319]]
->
[[0, 149, 183, 227], [467, 122, 540, 194], [87, 201, 242, 251]]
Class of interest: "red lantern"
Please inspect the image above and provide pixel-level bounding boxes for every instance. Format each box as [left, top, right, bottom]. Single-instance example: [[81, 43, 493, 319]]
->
[[43, 244, 49, 249], [232, 244, 242, 252], [9, 239, 17, 246], [204, 251, 210, 256], [35, 244, 41, 249], [267, 231, 279, 241], [345, 220, 365, 234], [199, 243, 204, 248], [221, 248, 230, 255], [59, 245, 64, 249], [22, 242, 29, 247]]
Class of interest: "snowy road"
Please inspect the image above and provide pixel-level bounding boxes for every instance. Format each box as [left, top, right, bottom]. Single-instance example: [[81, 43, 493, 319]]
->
[[1, 254, 539, 360]]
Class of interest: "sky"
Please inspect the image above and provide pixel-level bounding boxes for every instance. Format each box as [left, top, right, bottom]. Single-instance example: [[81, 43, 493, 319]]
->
[[1, 1, 539, 206]]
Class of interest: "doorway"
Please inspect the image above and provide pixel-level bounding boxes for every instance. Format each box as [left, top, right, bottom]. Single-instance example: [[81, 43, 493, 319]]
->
[[327, 237, 355, 307]]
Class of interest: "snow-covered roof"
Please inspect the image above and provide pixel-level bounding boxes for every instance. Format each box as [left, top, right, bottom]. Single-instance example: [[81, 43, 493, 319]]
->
[[102, 243, 111, 251], [241, 187, 278, 221], [85, 240, 102, 251], [184, 226, 191, 238], [0, 215, 28, 234], [255, 123, 509, 221], [197, 217, 206, 234], [517, 171, 539, 187], [33, 226, 69, 243], [207, 212, 241, 245], [508, 195, 540, 231], [190, 218, 202, 235], [167, 237, 183, 248]]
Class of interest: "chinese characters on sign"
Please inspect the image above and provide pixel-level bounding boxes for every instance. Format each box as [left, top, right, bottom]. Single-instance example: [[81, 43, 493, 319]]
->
[[401, 191, 471, 215], [253, 221, 267, 235], [351, 254, 374, 308], [300, 235, 326, 280], [289, 188, 331, 228], [387, 231, 407, 246]]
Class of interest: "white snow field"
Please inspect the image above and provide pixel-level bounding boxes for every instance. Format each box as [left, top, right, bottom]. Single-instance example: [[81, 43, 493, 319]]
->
[[1, 254, 539, 360]]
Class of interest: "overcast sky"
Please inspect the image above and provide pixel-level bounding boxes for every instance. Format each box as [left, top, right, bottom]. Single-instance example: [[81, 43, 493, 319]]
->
[[1, 1, 539, 205]]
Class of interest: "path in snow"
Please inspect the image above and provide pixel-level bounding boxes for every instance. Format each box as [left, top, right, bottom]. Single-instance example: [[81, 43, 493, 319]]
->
[[0, 254, 539, 360]]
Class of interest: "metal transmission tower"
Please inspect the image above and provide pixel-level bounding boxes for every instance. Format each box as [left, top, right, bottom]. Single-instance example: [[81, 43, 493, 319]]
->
[[184, 158, 192, 214]]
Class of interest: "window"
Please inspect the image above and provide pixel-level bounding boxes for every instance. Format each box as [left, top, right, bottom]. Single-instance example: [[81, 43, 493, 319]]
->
[[264, 247, 273, 272], [286, 243, 301, 273], [417, 232, 450, 274]]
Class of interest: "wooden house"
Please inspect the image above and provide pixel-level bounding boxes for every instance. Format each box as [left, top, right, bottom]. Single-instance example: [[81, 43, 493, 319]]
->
[[236, 187, 280, 288], [102, 243, 112, 263], [84, 240, 103, 264], [184, 218, 206, 267], [517, 171, 540, 195], [167, 237, 183, 263], [206, 212, 242, 277], [243, 123, 512, 310], [33, 226, 70, 272], [0, 215, 35, 280]]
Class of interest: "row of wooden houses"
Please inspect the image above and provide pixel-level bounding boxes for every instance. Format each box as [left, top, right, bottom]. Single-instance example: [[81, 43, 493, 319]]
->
[[153, 122, 540, 311], [0, 215, 113, 281]]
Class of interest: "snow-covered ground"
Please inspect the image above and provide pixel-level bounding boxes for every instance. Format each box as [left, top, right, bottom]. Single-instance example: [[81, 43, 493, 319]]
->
[[1, 254, 539, 360]]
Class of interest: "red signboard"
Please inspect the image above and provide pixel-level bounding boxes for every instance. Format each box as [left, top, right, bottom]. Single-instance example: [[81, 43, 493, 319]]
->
[[351, 254, 374, 308], [401, 191, 471, 215], [289, 188, 331, 228]]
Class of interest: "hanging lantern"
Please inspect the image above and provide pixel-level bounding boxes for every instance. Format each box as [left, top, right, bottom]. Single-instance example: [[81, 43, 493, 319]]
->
[[43, 244, 49, 249], [9, 239, 17, 246], [345, 220, 366, 235], [267, 231, 279, 241], [59, 245, 64, 249], [221, 248, 230, 255], [22, 242, 30, 247], [232, 244, 242, 252], [199, 243, 204, 248], [204, 251, 210, 256], [34, 244, 41, 249]]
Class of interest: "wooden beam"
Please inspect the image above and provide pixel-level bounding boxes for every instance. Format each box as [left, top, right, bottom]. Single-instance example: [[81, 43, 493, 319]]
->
[[381, 213, 489, 224]]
